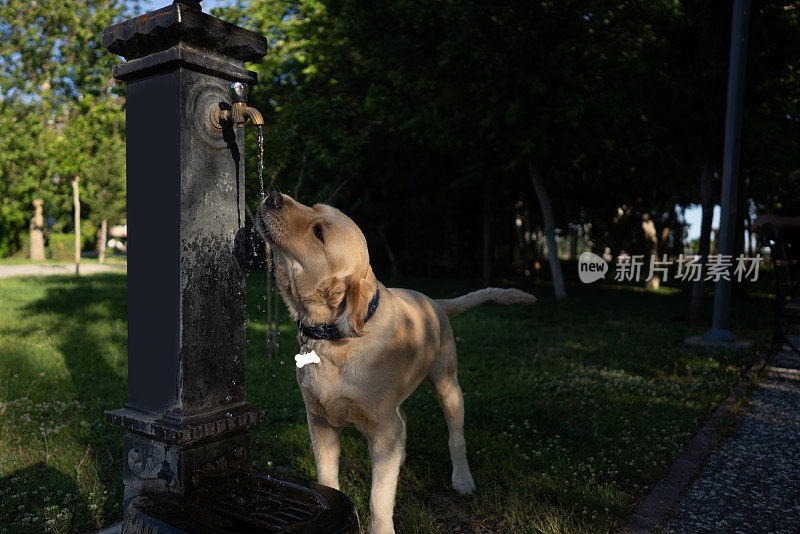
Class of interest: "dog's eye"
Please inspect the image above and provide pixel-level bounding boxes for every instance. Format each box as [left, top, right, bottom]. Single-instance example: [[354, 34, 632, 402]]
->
[[313, 224, 324, 243]]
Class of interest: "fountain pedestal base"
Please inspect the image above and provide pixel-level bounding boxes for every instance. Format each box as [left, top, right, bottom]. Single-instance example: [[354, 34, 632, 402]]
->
[[124, 475, 360, 534]]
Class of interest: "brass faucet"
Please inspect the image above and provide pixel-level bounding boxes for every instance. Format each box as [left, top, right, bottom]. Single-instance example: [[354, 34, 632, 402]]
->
[[210, 82, 264, 129]]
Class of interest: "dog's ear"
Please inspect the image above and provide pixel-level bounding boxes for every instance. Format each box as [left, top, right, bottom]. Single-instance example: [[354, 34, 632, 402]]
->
[[316, 273, 372, 337], [336, 275, 372, 337]]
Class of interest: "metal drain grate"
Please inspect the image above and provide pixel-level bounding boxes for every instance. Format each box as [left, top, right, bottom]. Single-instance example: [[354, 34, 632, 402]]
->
[[204, 486, 321, 530], [124, 474, 359, 533]]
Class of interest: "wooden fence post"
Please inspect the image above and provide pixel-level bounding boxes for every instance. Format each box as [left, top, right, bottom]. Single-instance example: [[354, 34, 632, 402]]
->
[[73, 177, 81, 277]]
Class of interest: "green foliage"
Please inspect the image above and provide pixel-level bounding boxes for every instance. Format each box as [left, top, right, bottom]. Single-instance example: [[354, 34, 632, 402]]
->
[[0, 0, 124, 107], [48, 234, 76, 261], [45, 225, 94, 260], [0, 0, 128, 257], [11, 233, 30, 259], [1, 0, 797, 271], [228, 0, 800, 277], [81, 220, 99, 252]]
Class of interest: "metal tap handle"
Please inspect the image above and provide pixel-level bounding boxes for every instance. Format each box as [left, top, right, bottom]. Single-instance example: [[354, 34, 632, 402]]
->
[[230, 82, 249, 103]]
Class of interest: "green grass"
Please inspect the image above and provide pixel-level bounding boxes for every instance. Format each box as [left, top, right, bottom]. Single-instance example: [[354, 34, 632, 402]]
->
[[0, 273, 773, 533]]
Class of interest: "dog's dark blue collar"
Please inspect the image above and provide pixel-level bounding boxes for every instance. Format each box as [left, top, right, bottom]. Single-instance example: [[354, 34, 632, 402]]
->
[[299, 286, 380, 341]]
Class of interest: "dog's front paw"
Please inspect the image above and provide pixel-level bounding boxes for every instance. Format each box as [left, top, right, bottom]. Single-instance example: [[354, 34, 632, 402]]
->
[[452, 471, 476, 495]]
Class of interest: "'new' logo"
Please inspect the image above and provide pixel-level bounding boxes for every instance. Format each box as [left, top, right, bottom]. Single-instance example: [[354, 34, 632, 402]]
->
[[578, 252, 608, 283]]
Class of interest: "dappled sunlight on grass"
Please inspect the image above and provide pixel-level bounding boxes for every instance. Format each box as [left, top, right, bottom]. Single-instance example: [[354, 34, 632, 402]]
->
[[0, 274, 127, 533], [243, 275, 772, 532], [0, 273, 774, 532]]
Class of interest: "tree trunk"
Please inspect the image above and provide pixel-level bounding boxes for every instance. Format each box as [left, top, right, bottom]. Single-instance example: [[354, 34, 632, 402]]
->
[[482, 182, 493, 287], [642, 214, 659, 290], [660, 226, 671, 255], [98, 219, 108, 264], [30, 199, 46, 261], [689, 162, 713, 322], [73, 177, 81, 277], [528, 160, 567, 300]]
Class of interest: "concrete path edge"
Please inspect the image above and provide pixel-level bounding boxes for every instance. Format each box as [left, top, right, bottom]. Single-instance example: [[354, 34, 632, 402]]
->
[[621, 355, 765, 533], [0, 263, 125, 278]]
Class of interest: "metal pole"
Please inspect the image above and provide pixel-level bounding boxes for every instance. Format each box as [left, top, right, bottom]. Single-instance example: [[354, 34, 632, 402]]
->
[[703, 0, 750, 343]]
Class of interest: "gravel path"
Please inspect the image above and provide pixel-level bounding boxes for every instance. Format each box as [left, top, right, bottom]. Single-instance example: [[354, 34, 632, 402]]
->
[[661, 345, 800, 533], [0, 263, 125, 278]]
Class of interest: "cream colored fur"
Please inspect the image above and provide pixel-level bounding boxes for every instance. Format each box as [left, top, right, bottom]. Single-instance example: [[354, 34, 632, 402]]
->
[[256, 193, 536, 534], [437, 287, 537, 316]]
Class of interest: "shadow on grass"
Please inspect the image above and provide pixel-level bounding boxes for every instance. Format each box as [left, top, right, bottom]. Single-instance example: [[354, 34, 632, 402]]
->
[[21, 273, 127, 402], [0, 462, 90, 533], [18, 274, 128, 518]]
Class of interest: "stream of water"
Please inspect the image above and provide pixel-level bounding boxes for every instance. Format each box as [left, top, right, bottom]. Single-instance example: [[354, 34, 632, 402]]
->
[[253, 125, 279, 356], [257, 125, 265, 200]]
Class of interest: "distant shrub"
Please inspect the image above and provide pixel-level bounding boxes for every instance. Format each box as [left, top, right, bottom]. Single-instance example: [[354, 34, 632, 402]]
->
[[48, 234, 76, 260], [12, 233, 30, 258], [81, 220, 98, 251]]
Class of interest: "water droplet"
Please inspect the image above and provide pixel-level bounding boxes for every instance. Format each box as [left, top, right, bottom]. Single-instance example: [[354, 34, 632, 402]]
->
[[225, 395, 232, 402], [231, 380, 237, 387]]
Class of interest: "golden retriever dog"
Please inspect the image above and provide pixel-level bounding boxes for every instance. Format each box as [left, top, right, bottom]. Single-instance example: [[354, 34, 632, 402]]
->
[[256, 191, 536, 534]]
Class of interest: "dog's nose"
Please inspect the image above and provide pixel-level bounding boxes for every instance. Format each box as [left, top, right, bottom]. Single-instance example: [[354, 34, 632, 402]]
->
[[266, 190, 284, 209]]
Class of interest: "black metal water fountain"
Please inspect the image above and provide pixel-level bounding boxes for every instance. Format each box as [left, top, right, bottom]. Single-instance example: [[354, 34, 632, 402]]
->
[[101, 1, 359, 531]]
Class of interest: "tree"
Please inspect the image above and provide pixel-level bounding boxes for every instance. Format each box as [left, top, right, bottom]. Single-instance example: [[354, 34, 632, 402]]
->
[[0, 0, 127, 257], [229, 0, 799, 288], [53, 96, 127, 261], [86, 132, 126, 263]]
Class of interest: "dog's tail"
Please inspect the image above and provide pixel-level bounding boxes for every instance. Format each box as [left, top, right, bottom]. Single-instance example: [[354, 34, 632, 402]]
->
[[436, 287, 536, 317]]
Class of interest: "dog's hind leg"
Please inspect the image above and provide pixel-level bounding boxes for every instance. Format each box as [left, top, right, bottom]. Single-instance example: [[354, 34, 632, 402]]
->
[[428, 336, 476, 495]]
